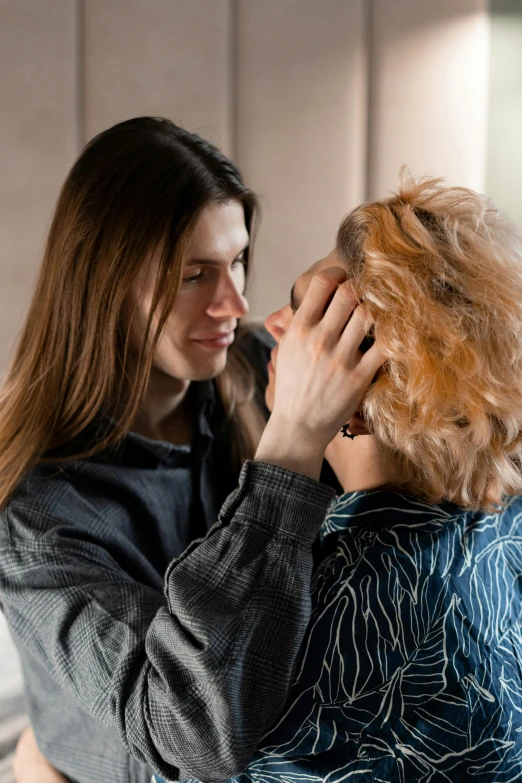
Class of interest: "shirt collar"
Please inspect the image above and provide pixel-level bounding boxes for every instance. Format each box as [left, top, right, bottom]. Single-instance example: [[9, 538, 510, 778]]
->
[[42, 381, 219, 467], [125, 379, 217, 462], [321, 488, 464, 538]]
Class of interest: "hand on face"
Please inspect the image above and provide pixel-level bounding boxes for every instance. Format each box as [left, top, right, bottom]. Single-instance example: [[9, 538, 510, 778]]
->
[[264, 253, 384, 451]]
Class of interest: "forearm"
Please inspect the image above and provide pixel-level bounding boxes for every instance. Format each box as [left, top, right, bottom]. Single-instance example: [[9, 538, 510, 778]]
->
[[121, 461, 335, 781], [254, 415, 326, 481], [2, 462, 334, 783]]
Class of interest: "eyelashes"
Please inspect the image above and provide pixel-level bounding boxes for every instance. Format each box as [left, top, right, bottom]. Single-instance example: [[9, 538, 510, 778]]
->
[[182, 258, 246, 285], [182, 271, 203, 284]]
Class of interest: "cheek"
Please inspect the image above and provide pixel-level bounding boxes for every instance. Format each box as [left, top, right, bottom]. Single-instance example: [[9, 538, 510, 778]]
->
[[149, 303, 194, 368], [264, 372, 275, 412], [167, 289, 204, 334], [265, 307, 293, 342]]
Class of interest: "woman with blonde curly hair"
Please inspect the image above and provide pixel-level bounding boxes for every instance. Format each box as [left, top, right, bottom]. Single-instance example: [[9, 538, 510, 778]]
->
[[206, 176, 522, 783]]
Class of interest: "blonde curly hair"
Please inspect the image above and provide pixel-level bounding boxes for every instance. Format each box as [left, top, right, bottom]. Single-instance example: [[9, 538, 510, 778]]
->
[[337, 176, 522, 511]]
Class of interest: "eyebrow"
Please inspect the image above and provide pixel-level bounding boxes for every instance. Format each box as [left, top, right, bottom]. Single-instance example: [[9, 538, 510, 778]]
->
[[290, 283, 300, 314]]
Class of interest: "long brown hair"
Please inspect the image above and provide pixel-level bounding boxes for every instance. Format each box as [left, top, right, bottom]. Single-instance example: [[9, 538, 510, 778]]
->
[[0, 117, 266, 508]]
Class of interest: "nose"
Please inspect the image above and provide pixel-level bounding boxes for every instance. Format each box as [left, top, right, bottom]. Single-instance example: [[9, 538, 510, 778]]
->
[[265, 304, 291, 344], [206, 273, 249, 320]]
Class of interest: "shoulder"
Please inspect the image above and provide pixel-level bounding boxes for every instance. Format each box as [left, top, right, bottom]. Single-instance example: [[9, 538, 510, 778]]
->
[[254, 494, 522, 769], [307, 493, 479, 663], [0, 472, 145, 587], [0, 461, 123, 551], [0, 470, 86, 550], [310, 491, 522, 677], [317, 490, 464, 573]]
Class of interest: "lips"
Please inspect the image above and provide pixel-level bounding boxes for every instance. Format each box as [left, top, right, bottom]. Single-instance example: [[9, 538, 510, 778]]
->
[[193, 331, 235, 349]]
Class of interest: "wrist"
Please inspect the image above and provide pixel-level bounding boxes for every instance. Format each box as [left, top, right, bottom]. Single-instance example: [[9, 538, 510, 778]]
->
[[254, 415, 326, 481], [265, 410, 332, 450]]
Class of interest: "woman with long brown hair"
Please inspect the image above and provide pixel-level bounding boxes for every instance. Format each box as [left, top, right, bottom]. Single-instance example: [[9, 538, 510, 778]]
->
[[0, 116, 382, 783]]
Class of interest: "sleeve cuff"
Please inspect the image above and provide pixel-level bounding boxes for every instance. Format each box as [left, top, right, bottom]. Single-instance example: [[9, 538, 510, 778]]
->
[[219, 460, 336, 545]]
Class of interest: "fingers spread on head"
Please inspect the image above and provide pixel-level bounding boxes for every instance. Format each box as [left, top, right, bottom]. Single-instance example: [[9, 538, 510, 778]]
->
[[338, 301, 368, 351], [296, 267, 347, 324], [358, 340, 386, 381], [321, 281, 358, 336], [342, 304, 385, 379]]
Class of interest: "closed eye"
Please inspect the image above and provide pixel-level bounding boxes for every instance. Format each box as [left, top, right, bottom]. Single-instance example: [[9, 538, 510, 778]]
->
[[290, 283, 299, 314], [182, 271, 203, 284], [182, 255, 246, 285]]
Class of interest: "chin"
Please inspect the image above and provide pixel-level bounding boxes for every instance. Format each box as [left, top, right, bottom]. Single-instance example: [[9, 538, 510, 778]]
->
[[154, 349, 229, 383], [187, 356, 229, 381], [197, 349, 232, 379]]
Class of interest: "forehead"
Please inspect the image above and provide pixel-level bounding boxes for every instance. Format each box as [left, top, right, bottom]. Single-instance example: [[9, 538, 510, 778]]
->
[[184, 201, 249, 261], [293, 248, 344, 297]]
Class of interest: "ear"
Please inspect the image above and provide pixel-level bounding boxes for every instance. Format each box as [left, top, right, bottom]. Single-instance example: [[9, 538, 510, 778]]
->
[[348, 411, 371, 436]]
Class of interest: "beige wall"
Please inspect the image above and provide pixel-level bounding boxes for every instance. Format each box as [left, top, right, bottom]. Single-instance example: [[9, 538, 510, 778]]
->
[[236, 0, 367, 316], [369, 0, 490, 197], [84, 0, 233, 152], [0, 0, 78, 375], [0, 0, 495, 376], [486, 0, 522, 225]]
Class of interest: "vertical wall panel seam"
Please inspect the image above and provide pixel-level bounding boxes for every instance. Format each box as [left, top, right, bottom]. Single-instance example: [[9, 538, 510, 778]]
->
[[76, 0, 86, 151], [229, 0, 239, 161], [482, 3, 492, 195], [364, 0, 375, 200]]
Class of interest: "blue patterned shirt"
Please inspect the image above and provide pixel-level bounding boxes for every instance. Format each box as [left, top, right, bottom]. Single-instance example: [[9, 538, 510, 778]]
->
[[160, 488, 522, 783]]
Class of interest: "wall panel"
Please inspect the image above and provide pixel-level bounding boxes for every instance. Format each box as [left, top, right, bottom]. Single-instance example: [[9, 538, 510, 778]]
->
[[369, 0, 490, 197], [236, 0, 367, 319], [0, 0, 78, 376], [84, 0, 233, 152], [0, 0, 498, 374], [486, 0, 522, 225]]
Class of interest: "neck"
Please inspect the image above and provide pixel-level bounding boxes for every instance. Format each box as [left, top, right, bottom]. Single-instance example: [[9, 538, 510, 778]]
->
[[130, 362, 193, 445], [324, 433, 391, 494]]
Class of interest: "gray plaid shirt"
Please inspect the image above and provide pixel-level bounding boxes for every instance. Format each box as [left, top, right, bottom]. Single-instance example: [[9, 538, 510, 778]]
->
[[0, 332, 335, 783]]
